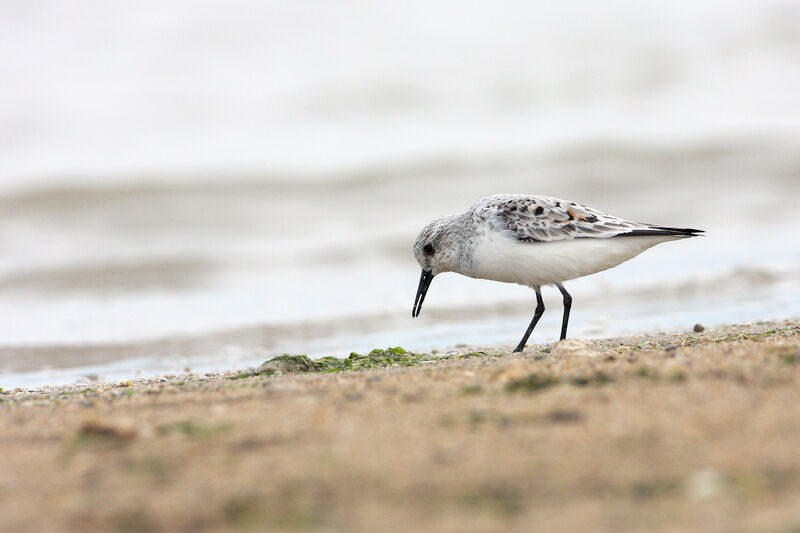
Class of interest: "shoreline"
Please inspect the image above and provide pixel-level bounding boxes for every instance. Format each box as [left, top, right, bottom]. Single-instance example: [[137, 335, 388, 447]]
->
[[1, 320, 799, 532], [3, 319, 795, 396]]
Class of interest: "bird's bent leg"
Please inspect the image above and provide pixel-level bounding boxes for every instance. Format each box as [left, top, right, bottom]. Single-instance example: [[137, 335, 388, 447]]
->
[[555, 282, 572, 341], [513, 287, 545, 352]]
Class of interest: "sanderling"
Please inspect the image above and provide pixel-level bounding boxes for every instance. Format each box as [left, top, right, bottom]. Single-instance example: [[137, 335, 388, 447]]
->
[[412, 194, 703, 352]]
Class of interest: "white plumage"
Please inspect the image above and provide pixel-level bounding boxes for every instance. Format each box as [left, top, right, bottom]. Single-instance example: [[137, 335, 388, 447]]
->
[[468, 231, 679, 287]]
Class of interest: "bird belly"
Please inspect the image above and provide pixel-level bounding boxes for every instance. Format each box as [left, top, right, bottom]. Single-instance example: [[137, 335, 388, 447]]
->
[[467, 234, 681, 287]]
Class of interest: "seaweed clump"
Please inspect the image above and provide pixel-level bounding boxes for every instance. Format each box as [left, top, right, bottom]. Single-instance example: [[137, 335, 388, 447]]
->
[[343, 347, 419, 369], [252, 347, 422, 376]]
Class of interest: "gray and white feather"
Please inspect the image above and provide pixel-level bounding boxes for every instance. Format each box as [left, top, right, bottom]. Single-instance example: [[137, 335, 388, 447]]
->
[[412, 194, 703, 351]]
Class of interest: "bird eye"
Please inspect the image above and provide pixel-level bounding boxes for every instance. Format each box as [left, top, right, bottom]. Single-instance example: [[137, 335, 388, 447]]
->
[[423, 243, 435, 255]]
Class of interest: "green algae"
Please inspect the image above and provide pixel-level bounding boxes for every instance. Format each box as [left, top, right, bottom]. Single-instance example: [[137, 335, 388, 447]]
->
[[458, 351, 486, 359], [341, 347, 418, 369], [234, 347, 427, 378], [711, 327, 792, 344], [229, 369, 275, 380]]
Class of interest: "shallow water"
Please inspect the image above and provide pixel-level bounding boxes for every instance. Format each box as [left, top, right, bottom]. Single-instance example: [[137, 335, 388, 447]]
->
[[0, 1, 799, 387]]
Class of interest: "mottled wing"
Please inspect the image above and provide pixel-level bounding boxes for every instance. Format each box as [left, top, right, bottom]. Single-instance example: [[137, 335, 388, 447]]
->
[[473, 195, 653, 242]]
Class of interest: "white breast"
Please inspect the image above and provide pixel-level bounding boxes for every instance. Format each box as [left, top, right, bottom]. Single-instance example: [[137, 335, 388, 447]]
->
[[466, 232, 683, 287]]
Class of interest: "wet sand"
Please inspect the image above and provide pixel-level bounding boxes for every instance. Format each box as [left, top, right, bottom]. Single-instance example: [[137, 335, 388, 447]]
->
[[1, 320, 799, 532]]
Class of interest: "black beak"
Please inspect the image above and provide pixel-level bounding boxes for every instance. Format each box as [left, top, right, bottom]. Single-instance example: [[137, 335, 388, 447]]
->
[[412, 269, 434, 318]]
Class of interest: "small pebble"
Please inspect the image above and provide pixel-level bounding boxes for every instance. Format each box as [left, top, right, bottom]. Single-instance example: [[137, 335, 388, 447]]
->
[[693, 323, 705, 333]]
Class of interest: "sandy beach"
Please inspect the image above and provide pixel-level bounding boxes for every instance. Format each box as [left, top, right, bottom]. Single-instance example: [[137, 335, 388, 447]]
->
[[1, 320, 798, 532]]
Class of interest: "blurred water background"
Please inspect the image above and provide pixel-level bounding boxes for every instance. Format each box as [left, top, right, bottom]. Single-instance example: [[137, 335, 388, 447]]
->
[[1, 0, 799, 387]]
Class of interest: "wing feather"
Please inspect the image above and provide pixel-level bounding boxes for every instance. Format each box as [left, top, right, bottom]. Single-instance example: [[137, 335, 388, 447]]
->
[[472, 195, 700, 242]]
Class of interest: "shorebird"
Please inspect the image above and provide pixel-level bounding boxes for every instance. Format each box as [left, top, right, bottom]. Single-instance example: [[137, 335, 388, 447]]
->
[[412, 194, 703, 352]]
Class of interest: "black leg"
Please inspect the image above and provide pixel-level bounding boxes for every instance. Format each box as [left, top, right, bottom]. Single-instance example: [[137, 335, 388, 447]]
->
[[555, 282, 572, 341], [513, 287, 544, 352]]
